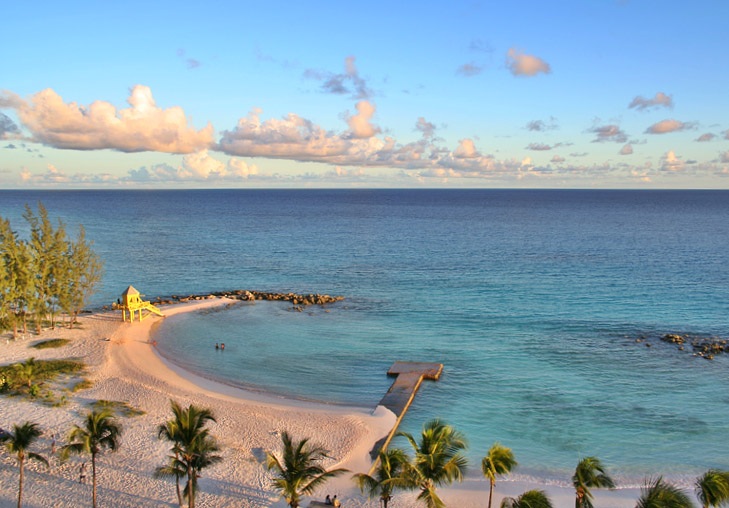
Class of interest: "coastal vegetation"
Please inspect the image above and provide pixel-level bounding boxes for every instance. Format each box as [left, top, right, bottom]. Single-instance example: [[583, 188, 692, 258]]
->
[[155, 400, 222, 508], [61, 408, 122, 508], [0, 204, 103, 336], [265, 430, 349, 508], [0, 421, 49, 508], [482, 442, 517, 508], [395, 418, 469, 508], [0, 357, 85, 399], [353, 447, 409, 508], [573, 456, 616, 508]]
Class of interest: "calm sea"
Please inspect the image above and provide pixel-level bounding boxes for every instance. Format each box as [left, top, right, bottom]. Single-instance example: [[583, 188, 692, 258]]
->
[[1, 189, 728, 486]]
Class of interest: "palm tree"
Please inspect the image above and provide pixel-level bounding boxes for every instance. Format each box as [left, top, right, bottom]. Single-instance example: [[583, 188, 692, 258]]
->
[[1, 421, 49, 508], [13, 357, 36, 389], [482, 443, 517, 508], [396, 418, 468, 508], [61, 408, 122, 508], [353, 447, 409, 508], [573, 456, 615, 508], [696, 470, 729, 508], [265, 430, 349, 508], [636, 477, 693, 508], [155, 417, 184, 507], [501, 489, 554, 508], [155, 400, 222, 508]]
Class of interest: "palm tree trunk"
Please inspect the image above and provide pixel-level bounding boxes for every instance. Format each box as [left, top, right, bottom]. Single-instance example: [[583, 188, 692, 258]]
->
[[17, 456, 24, 508], [488, 479, 495, 508], [92, 453, 98, 508], [187, 464, 194, 508]]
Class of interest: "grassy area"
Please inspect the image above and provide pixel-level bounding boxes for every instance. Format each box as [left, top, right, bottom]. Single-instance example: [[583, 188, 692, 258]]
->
[[0, 358, 86, 401], [31, 338, 71, 349], [92, 399, 145, 417]]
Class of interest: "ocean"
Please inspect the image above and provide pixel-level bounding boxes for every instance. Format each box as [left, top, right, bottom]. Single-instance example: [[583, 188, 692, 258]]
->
[[1, 189, 728, 486]]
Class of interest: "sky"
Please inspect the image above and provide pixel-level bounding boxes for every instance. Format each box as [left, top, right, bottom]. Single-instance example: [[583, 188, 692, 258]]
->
[[1, 0, 728, 189]]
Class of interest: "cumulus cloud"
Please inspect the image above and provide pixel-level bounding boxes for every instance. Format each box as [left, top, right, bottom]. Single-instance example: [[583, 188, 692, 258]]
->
[[620, 143, 634, 155], [506, 48, 551, 76], [453, 139, 480, 158], [305, 56, 372, 99], [661, 150, 685, 172], [645, 119, 693, 134], [346, 100, 380, 138], [589, 124, 628, 143], [2, 86, 214, 153], [721, 152, 729, 164], [551, 155, 565, 163], [696, 133, 715, 142], [628, 92, 673, 111]]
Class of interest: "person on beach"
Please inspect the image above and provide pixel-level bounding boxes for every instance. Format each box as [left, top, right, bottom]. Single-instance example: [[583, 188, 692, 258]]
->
[[325, 494, 332, 505], [332, 494, 341, 507], [79, 462, 87, 484], [51, 434, 56, 456]]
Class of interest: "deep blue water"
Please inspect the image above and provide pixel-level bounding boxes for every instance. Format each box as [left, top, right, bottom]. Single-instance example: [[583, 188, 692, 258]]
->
[[1, 189, 728, 485]]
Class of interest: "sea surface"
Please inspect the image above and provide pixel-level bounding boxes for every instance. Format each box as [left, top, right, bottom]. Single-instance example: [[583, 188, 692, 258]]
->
[[1, 189, 728, 486]]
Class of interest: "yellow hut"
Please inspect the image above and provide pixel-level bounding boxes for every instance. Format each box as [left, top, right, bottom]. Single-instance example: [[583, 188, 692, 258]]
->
[[120, 285, 164, 322]]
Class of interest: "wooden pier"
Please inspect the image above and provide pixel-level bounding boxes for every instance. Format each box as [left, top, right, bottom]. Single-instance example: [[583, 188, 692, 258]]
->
[[370, 361, 444, 460]]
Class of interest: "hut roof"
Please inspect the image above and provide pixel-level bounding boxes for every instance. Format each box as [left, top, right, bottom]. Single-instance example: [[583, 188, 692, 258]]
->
[[122, 285, 140, 297]]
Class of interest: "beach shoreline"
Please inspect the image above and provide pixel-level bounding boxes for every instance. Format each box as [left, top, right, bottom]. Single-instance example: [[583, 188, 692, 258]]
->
[[1, 298, 643, 507]]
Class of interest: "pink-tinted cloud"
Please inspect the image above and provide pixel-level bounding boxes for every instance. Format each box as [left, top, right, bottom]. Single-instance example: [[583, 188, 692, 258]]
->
[[628, 92, 673, 111], [506, 48, 551, 76], [620, 143, 634, 155], [527, 143, 552, 151], [347, 100, 380, 138], [645, 119, 693, 134], [305, 56, 373, 99], [661, 150, 685, 172], [3, 86, 214, 153], [551, 155, 565, 163], [456, 63, 483, 77], [415, 117, 437, 139]]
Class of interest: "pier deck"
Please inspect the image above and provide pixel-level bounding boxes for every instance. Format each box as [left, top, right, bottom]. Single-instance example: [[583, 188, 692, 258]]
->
[[370, 361, 443, 461]]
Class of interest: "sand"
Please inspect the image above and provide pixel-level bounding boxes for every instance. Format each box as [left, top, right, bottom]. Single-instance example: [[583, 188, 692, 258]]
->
[[0, 299, 642, 508]]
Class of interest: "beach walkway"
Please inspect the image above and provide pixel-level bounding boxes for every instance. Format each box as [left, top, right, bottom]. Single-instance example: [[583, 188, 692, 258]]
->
[[370, 361, 444, 461]]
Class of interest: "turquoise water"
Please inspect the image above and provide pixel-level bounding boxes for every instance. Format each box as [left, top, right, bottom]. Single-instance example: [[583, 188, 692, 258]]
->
[[2, 189, 728, 485]]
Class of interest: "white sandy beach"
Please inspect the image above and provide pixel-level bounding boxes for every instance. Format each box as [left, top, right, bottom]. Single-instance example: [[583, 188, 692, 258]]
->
[[0, 298, 642, 508]]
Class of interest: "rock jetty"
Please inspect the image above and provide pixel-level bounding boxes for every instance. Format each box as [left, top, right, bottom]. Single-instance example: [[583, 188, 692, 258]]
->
[[151, 290, 344, 307], [660, 333, 728, 360]]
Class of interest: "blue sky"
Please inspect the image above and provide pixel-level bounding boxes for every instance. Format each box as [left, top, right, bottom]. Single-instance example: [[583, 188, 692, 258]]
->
[[1, 0, 728, 188]]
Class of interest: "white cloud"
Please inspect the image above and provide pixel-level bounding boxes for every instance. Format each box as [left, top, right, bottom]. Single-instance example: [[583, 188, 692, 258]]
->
[[620, 143, 634, 155], [661, 150, 685, 172], [3, 86, 213, 153], [506, 48, 551, 76], [628, 92, 673, 111], [551, 155, 565, 163]]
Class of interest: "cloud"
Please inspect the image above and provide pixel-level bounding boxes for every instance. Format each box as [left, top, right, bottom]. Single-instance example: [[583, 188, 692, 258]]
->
[[696, 133, 716, 142], [506, 48, 551, 76], [456, 63, 483, 77], [453, 139, 480, 158], [725, 130, 729, 140], [0, 112, 20, 138], [177, 49, 201, 69], [3, 86, 214, 153], [346, 100, 380, 138], [525, 118, 558, 131], [645, 119, 693, 134], [721, 152, 729, 164], [305, 56, 372, 99], [526, 143, 552, 151], [588, 124, 628, 143], [661, 150, 685, 172], [620, 143, 633, 155], [415, 117, 436, 139], [628, 92, 673, 111], [551, 155, 565, 163]]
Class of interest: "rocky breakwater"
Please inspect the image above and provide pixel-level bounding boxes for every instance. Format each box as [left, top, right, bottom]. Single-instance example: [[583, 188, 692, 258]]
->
[[152, 290, 344, 308], [660, 333, 729, 360]]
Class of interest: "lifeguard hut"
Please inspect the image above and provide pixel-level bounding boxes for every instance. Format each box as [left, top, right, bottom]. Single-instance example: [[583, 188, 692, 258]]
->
[[119, 285, 165, 322]]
